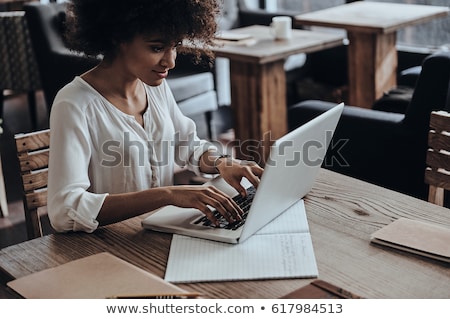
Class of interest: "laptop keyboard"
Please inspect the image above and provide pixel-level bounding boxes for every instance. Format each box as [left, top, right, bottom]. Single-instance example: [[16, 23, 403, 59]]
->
[[192, 186, 256, 230]]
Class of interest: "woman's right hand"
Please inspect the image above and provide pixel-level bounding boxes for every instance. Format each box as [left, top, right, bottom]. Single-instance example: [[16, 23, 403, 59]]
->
[[167, 185, 243, 226]]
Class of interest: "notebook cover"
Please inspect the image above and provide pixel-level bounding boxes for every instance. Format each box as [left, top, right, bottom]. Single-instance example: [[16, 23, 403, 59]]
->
[[7, 252, 188, 299], [370, 218, 450, 263], [280, 280, 362, 299]]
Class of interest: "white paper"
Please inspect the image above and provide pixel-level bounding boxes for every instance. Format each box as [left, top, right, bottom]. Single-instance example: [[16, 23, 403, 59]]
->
[[215, 31, 252, 41], [255, 200, 310, 235], [164, 200, 318, 283]]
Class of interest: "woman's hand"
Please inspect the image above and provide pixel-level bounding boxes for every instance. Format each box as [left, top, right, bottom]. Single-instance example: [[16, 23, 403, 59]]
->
[[168, 185, 244, 227], [215, 157, 264, 197], [193, 151, 264, 225]]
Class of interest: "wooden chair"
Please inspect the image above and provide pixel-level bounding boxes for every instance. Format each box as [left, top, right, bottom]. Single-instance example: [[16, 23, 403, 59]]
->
[[15, 129, 50, 239], [425, 111, 450, 206]]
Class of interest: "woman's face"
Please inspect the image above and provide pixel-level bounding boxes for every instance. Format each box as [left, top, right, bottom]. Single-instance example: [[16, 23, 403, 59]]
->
[[117, 34, 179, 86]]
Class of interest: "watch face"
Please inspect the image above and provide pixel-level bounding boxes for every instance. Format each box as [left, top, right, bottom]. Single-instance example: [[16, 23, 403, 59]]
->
[[213, 154, 231, 172]]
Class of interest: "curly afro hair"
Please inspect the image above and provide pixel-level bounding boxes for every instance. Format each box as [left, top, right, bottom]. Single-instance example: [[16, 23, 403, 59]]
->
[[64, 0, 221, 63]]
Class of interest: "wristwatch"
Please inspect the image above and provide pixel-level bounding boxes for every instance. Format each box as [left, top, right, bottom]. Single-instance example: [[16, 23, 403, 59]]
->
[[213, 154, 231, 173]]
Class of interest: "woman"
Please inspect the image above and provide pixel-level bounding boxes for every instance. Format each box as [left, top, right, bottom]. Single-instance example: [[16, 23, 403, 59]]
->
[[47, 0, 263, 233]]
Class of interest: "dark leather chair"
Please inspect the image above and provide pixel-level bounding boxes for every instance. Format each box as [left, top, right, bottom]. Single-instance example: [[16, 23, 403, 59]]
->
[[288, 51, 450, 201], [0, 10, 43, 129], [372, 51, 434, 115], [24, 2, 218, 139], [24, 2, 98, 112]]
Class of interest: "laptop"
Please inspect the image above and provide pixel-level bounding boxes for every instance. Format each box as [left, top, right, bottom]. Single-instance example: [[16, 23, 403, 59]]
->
[[142, 103, 344, 244]]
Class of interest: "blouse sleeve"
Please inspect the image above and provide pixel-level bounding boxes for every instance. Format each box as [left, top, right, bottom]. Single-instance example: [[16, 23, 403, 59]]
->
[[160, 80, 217, 175], [47, 96, 107, 233]]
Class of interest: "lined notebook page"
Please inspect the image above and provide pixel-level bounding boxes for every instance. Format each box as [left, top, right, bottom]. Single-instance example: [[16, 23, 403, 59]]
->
[[255, 199, 310, 235], [164, 200, 318, 283]]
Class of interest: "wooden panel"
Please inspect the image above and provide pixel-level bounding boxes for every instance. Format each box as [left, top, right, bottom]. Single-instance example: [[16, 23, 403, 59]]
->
[[25, 190, 47, 211], [17, 150, 49, 172], [15, 129, 50, 153], [428, 185, 444, 206], [426, 149, 450, 171], [229, 60, 287, 164], [22, 170, 48, 192], [347, 31, 397, 108], [430, 110, 450, 132], [425, 169, 450, 190], [428, 131, 450, 151], [374, 33, 397, 99]]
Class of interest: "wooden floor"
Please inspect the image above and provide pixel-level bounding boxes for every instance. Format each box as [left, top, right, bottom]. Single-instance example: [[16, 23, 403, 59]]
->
[[0, 90, 234, 250]]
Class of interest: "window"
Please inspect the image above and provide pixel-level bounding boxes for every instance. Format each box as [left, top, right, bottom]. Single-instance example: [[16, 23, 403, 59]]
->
[[270, 0, 450, 49], [272, 0, 345, 12], [366, 0, 450, 49]]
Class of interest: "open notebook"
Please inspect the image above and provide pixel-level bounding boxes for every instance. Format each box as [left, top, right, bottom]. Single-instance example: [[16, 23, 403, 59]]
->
[[164, 199, 318, 283]]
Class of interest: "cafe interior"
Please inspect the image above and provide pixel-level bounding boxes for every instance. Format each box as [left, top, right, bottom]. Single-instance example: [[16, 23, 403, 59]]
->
[[0, 0, 449, 299]]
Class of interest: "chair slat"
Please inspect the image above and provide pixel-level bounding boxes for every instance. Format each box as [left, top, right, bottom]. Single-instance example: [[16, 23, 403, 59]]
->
[[426, 150, 450, 171], [22, 170, 48, 192], [15, 129, 50, 153], [425, 169, 450, 190], [25, 190, 48, 211], [428, 131, 450, 151], [430, 111, 450, 132], [18, 150, 49, 172]]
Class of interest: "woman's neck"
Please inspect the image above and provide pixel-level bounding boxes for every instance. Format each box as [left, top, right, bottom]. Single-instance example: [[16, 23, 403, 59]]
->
[[81, 63, 148, 126]]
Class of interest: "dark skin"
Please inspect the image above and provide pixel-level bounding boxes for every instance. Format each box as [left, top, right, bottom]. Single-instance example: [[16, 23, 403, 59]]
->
[[82, 34, 264, 227]]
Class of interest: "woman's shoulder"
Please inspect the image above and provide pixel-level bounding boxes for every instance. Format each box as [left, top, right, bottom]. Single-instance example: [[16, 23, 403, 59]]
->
[[53, 76, 99, 107], [50, 76, 110, 125]]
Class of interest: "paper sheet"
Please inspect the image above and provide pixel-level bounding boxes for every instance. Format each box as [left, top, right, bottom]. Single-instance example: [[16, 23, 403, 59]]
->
[[165, 200, 318, 283], [255, 199, 310, 235], [8, 252, 187, 299]]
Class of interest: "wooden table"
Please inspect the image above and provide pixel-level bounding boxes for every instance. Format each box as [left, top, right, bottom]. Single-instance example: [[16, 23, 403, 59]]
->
[[212, 25, 344, 164], [295, 2, 449, 109], [1, 169, 449, 298]]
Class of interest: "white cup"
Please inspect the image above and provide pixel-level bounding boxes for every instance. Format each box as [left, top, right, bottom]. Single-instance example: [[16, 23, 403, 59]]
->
[[271, 16, 292, 40]]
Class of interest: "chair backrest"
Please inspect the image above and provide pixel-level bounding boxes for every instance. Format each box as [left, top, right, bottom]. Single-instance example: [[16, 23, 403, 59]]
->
[[24, 2, 99, 109], [0, 11, 41, 92], [15, 129, 50, 239], [404, 51, 450, 133], [425, 111, 450, 206]]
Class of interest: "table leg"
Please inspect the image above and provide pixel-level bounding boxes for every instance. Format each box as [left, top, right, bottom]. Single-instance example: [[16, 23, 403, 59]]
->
[[347, 31, 397, 109], [229, 60, 287, 165]]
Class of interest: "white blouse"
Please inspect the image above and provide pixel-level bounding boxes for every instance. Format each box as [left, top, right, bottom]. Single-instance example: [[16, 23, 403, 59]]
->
[[47, 77, 215, 233]]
